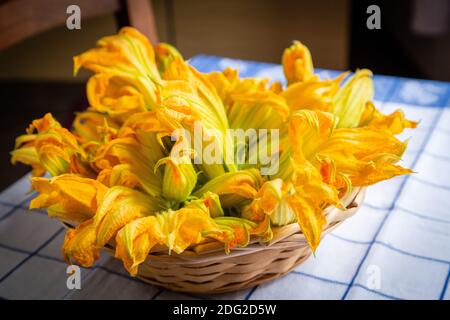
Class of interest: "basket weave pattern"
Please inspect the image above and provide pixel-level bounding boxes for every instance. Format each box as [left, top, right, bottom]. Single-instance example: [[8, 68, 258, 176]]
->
[[102, 187, 365, 294]]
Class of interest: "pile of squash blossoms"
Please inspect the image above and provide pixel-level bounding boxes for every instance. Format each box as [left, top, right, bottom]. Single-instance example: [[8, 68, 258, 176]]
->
[[10, 28, 416, 276]]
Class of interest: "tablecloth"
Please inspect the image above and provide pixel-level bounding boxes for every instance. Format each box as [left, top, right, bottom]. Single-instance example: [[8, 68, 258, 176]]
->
[[0, 55, 449, 300]]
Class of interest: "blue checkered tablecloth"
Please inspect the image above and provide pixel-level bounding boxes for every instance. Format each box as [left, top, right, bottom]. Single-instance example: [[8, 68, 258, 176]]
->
[[0, 55, 449, 300]]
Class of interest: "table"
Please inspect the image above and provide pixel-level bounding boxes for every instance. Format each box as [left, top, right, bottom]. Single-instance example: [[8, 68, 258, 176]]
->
[[0, 55, 449, 300]]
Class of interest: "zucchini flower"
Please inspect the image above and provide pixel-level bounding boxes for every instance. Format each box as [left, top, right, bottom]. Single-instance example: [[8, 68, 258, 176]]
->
[[284, 110, 412, 188], [93, 186, 166, 247], [11, 113, 93, 177], [160, 58, 237, 177], [93, 136, 164, 197], [228, 90, 290, 130], [158, 80, 232, 178], [93, 111, 171, 198], [282, 41, 317, 85], [115, 205, 225, 275], [72, 111, 119, 143], [268, 109, 414, 250], [155, 136, 198, 202], [187, 191, 224, 218], [212, 215, 273, 249], [207, 68, 268, 112], [10, 134, 45, 177], [62, 185, 166, 268], [359, 101, 418, 134], [86, 74, 149, 124], [207, 68, 288, 130], [74, 27, 161, 109], [282, 73, 346, 112], [333, 69, 374, 128], [29, 174, 107, 223], [155, 43, 183, 76], [330, 70, 416, 134], [244, 172, 338, 252], [62, 219, 99, 267], [193, 169, 263, 208]]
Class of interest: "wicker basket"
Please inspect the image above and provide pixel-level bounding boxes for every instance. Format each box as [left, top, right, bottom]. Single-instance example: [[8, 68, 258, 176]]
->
[[97, 187, 365, 294]]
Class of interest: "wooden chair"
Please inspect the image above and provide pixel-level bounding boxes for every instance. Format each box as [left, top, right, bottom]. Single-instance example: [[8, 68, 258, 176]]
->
[[0, 0, 159, 51]]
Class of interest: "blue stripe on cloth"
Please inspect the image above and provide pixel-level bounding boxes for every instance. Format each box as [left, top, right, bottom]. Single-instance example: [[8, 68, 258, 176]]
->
[[150, 288, 164, 300], [341, 105, 446, 300], [0, 242, 34, 255], [329, 233, 371, 245], [352, 284, 402, 300], [395, 206, 450, 224], [0, 240, 177, 299], [0, 227, 64, 283], [328, 234, 450, 264], [373, 241, 450, 265], [245, 285, 258, 300], [291, 270, 347, 286], [362, 202, 450, 224], [423, 150, 450, 162], [0, 193, 37, 222], [436, 127, 450, 135], [410, 175, 450, 191], [439, 267, 450, 299]]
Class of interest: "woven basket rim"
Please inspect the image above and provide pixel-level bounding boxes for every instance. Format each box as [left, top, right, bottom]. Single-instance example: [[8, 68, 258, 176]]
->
[[62, 187, 365, 259], [60, 187, 365, 294]]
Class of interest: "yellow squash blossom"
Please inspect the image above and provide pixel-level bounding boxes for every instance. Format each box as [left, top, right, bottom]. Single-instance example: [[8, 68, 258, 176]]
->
[[155, 43, 183, 76], [115, 205, 225, 275], [93, 186, 166, 247], [74, 27, 161, 110], [281, 62, 416, 135], [11, 113, 94, 177], [245, 165, 339, 251], [10, 134, 45, 177], [72, 111, 119, 143], [333, 69, 374, 128], [162, 57, 229, 129], [286, 110, 412, 188], [62, 219, 99, 267], [155, 136, 198, 202], [93, 135, 164, 197], [187, 191, 225, 218], [282, 74, 346, 112], [359, 101, 418, 134], [282, 40, 317, 85], [228, 89, 290, 130], [94, 111, 174, 197], [157, 80, 233, 178], [207, 68, 269, 111], [86, 74, 149, 124], [62, 185, 166, 268], [206, 68, 238, 106], [193, 169, 263, 208], [29, 174, 107, 223], [207, 68, 288, 130], [212, 215, 273, 249]]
